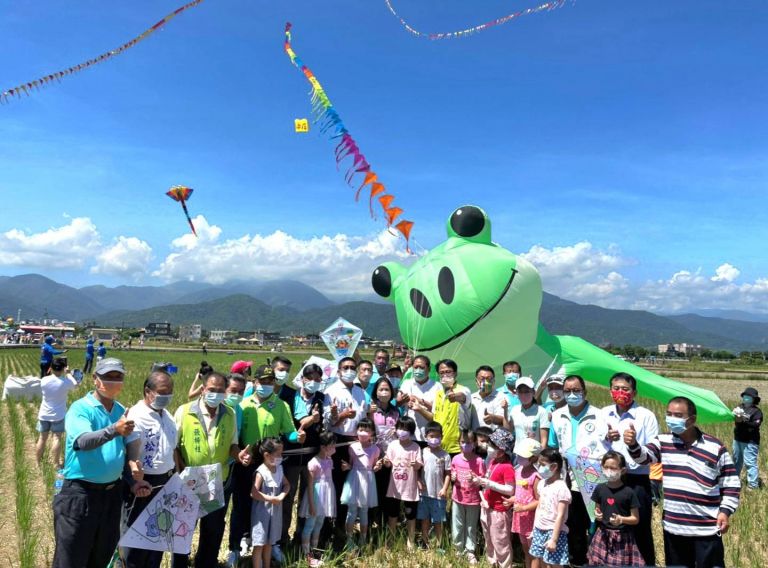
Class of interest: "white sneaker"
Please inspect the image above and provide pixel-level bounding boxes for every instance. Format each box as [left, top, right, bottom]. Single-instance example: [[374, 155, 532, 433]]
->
[[224, 550, 240, 568], [271, 544, 284, 564]]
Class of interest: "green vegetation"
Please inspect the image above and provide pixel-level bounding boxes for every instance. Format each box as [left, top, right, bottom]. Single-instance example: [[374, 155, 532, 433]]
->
[[0, 347, 766, 566]]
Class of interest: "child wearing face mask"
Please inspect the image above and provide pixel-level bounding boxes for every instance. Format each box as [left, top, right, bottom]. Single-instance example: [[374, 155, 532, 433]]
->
[[504, 438, 542, 568], [733, 387, 763, 490], [340, 419, 382, 549], [472, 428, 516, 568], [417, 421, 451, 548], [474, 426, 493, 467], [529, 448, 570, 568], [587, 451, 643, 567], [383, 416, 423, 550], [251, 438, 290, 568], [299, 432, 337, 566], [451, 430, 486, 565]]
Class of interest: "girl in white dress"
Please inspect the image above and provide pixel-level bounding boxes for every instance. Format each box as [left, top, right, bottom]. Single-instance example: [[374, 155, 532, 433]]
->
[[298, 432, 337, 565], [250, 438, 290, 568], [340, 418, 382, 547]]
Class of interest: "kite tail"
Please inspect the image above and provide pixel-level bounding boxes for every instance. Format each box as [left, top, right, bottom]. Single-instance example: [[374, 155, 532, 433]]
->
[[181, 200, 197, 236], [283, 22, 414, 253]]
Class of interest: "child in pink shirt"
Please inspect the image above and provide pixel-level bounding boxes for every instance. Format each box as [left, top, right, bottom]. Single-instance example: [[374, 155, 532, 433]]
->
[[451, 429, 486, 564], [383, 416, 423, 550]]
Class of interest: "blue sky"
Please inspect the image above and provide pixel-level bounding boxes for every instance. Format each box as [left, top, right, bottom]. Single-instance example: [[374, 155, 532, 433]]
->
[[1, 0, 767, 312]]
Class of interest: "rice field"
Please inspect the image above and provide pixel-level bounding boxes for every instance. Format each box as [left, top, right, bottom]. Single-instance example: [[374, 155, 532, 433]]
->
[[1, 346, 766, 567]]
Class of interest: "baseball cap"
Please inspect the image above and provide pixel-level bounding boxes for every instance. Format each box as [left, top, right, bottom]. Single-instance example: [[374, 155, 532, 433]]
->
[[96, 357, 126, 376], [231, 360, 253, 375], [255, 364, 275, 381], [546, 374, 565, 386], [516, 376, 535, 390], [515, 438, 543, 458]]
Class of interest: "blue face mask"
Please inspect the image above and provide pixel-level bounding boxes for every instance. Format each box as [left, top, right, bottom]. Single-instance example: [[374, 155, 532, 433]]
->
[[742, 395, 754, 406], [304, 380, 321, 394], [256, 384, 274, 398], [150, 393, 173, 410], [412, 368, 427, 382], [504, 372, 519, 387], [565, 392, 584, 407], [666, 415, 689, 435], [204, 392, 225, 407]]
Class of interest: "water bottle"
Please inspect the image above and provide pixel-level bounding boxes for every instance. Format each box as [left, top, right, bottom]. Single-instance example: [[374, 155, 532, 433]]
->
[[54, 470, 65, 495]]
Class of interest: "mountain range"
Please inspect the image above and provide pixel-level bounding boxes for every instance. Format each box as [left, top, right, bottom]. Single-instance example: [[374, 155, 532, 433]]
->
[[1, 273, 767, 351]]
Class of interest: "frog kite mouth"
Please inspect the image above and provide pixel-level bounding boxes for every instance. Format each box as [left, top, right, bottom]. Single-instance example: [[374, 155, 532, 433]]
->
[[407, 267, 519, 351]]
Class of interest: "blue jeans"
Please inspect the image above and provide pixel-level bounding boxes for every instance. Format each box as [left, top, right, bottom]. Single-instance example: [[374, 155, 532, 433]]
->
[[733, 440, 759, 488]]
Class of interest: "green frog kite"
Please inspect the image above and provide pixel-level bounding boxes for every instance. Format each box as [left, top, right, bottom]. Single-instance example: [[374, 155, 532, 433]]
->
[[372, 205, 730, 423]]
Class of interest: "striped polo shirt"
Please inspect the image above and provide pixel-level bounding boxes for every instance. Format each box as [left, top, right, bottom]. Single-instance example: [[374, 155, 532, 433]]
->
[[629, 429, 740, 536]]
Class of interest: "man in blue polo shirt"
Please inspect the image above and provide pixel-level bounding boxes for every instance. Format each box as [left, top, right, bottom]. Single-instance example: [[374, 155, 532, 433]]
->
[[52, 357, 141, 568]]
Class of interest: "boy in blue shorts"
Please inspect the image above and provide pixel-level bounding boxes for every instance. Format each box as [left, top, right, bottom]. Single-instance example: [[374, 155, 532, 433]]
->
[[418, 421, 452, 548]]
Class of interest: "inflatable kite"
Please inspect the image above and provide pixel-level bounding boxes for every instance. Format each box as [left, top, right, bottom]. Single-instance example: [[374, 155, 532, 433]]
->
[[166, 185, 197, 236], [371, 205, 732, 423]]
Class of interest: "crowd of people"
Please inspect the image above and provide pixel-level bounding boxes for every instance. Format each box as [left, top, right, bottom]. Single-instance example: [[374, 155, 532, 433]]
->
[[36, 346, 762, 568]]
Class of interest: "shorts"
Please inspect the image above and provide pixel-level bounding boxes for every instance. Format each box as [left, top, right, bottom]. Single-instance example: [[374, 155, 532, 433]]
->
[[417, 496, 447, 523], [385, 497, 418, 521], [529, 527, 569, 566], [37, 419, 65, 433]]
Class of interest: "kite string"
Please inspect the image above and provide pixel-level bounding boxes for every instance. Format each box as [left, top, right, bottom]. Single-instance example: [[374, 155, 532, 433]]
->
[[383, 0, 567, 40], [1, 0, 205, 104]]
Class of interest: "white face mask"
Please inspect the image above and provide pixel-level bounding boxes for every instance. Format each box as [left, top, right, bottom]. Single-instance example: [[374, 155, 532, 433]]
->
[[274, 370, 288, 384], [341, 370, 357, 383], [603, 469, 622, 482]]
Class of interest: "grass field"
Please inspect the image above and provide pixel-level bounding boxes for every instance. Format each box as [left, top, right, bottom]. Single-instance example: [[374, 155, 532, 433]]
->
[[1, 347, 766, 567]]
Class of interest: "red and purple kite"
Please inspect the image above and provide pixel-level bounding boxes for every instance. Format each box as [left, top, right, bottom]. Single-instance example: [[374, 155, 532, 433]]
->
[[166, 185, 197, 236]]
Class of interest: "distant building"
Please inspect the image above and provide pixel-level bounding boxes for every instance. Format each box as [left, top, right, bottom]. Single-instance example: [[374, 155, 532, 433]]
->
[[86, 327, 119, 341], [658, 343, 703, 356], [20, 324, 76, 340], [178, 324, 202, 342], [146, 322, 173, 338], [209, 330, 236, 343]]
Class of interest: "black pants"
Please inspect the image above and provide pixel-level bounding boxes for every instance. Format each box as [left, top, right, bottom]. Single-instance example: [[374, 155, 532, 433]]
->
[[371, 466, 392, 530], [173, 501, 229, 568], [281, 462, 309, 545], [40, 362, 50, 378], [83, 356, 94, 374], [228, 461, 257, 552], [331, 437, 356, 531], [566, 489, 590, 566], [52, 479, 122, 568], [664, 530, 725, 568], [625, 473, 656, 566]]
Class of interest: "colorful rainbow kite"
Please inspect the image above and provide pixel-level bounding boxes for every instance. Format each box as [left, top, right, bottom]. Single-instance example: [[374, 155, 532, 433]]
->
[[1, 0, 205, 104], [166, 185, 197, 236], [283, 22, 414, 251], [384, 0, 566, 40]]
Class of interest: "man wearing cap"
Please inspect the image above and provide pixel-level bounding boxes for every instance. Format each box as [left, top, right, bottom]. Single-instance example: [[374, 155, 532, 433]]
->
[[176, 371, 251, 568], [227, 364, 305, 566], [40, 335, 65, 377], [504, 376, 550, 450], [600, 372, 659, 566], [52, 358, 137, 568], [733, 387, 762, 490], [123, 369, 178, 568]]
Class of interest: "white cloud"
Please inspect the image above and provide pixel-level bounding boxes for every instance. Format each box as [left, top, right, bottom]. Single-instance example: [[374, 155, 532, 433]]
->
[[152, 215, 411, 295], [0, 217, 100, 268], [522, 241, 768, 314], [711, 263, 740, 283], [91, 237, 153, 281]]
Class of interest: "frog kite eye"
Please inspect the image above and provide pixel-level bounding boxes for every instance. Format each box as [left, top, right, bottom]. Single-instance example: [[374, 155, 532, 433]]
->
[[379, 204, 733, 425]]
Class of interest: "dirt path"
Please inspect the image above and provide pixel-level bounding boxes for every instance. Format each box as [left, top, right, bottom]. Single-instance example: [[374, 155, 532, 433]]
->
[[0, 402, 20, 567]]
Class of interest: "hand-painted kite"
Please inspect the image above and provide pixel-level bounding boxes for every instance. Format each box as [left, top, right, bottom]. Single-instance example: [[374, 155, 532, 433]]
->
[[1, 0, 205, 104], [166, 185, 197, 236], [384, 0, 567, 40], [283, 23, 414, 251], [373, 205, 732, 424]]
